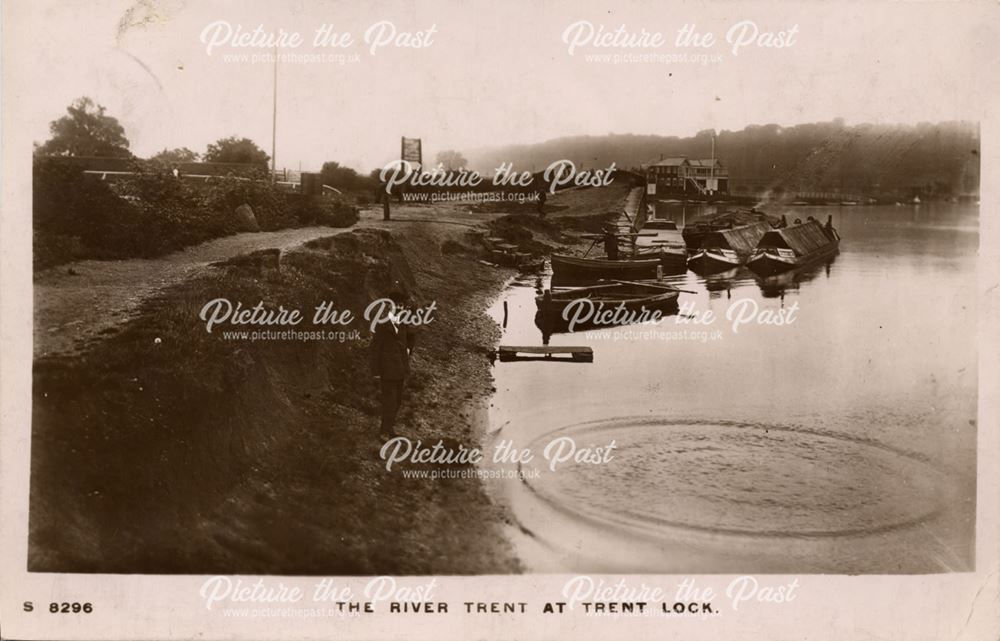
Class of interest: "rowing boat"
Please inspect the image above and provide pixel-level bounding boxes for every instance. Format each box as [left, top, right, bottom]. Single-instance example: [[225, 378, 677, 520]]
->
[[550, 253, 661, 280], [687, 221, 772, 273], [534, 281, 680, 331], [747, 218, 841, 275]]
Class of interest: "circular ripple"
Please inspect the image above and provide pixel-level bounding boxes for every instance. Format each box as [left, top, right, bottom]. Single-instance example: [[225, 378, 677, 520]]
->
[[521, 417, 961, 538]]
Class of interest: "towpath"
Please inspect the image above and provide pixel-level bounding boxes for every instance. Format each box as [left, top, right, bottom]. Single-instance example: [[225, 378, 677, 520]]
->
[[33, 225, 358, 358]]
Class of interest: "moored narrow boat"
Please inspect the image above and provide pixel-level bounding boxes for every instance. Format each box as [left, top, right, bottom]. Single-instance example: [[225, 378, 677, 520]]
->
[[747, 218, 841, 276], [682, 209, 780, 250], [687, 221, 772, 273]]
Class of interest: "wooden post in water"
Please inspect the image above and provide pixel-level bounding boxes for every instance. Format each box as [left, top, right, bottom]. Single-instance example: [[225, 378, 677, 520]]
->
[[502, 300, 508, 328]]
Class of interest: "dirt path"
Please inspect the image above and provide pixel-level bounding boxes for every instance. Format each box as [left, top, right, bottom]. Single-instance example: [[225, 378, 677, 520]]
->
[[34, 225, 356, 358]]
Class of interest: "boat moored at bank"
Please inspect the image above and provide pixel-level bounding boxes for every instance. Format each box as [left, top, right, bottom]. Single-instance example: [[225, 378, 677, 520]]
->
[[687, 220, 772, 273], [535, 281, 680, 332], [747, 217, 841, 276], [550, 253, 662, 281]]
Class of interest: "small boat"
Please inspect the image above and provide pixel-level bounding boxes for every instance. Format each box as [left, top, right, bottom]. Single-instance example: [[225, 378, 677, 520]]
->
[[687, 221, 771, 273], [550, 253, 661, 280], [535, 281, 680, 330], [747, 218, 840, 276], [634, 219, 687, 272]]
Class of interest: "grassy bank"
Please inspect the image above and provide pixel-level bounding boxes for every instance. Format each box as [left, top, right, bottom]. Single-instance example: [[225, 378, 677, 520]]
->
[[30, 222, 520, 574]]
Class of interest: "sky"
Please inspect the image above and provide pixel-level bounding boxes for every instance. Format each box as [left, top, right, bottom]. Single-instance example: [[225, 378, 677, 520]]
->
[[7, 0, 998, 173]]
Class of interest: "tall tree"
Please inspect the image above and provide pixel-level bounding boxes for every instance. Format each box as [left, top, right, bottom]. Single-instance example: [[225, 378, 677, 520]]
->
[[35, 97, 132, 158], [435, 149, 467, 171], [150, 147, 200, 163], [203, 137, 270, 165]]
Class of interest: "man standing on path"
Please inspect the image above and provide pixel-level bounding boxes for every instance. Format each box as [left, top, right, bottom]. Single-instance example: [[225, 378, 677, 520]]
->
[[370, 289, 416, 438], [381, 183, 392, 221]]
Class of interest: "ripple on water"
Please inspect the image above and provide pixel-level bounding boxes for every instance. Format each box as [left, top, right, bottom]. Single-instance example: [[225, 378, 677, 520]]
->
[[521, 417, 962, 539]]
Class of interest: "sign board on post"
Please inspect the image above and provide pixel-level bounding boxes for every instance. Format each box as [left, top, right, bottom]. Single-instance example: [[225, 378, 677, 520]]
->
[[301, 172, 322, 196], [401, 137, 422, 167], [646, 182, 656, 196]]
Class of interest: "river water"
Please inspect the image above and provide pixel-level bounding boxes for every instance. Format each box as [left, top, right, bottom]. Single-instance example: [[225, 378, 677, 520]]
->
[[485, 203, 978, 574]]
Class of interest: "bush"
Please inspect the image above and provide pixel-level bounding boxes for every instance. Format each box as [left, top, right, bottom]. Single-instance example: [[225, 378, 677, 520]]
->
[[33, 158, 153, 266], [319, 161, 377, 193], [117, 161, 226, 253], [200, 175, 289, 231], [285, 195, 359, 228], [317, 200, 360, 227]]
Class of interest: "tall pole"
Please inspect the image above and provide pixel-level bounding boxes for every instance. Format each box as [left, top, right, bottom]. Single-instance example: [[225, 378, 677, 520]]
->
[[710, 132, 715, 195], [271, 46, 277, 182]]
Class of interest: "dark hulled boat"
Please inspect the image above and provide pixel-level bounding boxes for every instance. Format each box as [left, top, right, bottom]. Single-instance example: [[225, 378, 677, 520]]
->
[[682, 209, 781, 250], [747, 218, 840, 275], [535, 281, 680, 331], [756, 254, 837, 298], [687, 221, 772, 273]]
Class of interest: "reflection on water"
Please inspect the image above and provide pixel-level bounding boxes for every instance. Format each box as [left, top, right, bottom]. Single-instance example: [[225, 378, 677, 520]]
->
[[755, 257, 835, 298], [486, 204, 978, 574]]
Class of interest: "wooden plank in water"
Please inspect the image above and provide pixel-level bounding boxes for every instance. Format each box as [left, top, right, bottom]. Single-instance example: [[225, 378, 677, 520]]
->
[[581, 232, 657, 239], [498, 345, 594, 363]]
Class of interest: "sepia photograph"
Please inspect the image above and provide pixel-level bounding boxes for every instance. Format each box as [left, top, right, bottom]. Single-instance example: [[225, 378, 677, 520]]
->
[[1, 0, 998, 639]]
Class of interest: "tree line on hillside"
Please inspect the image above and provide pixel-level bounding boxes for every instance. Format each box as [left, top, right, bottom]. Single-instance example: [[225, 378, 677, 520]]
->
[[466, 119, 980, 200], [40, 96, 978, 203]]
